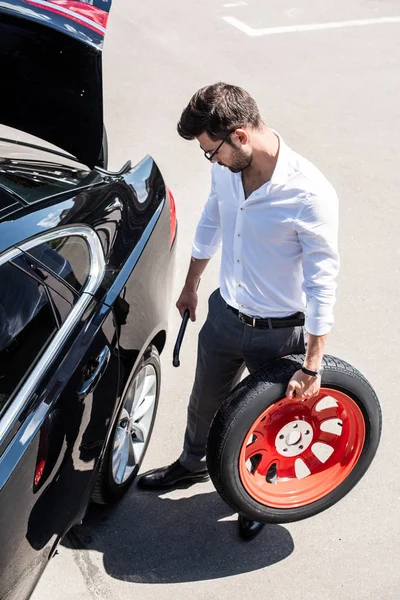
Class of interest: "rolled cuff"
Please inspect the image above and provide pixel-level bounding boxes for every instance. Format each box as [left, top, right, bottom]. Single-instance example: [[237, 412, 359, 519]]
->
[[191, 241, 221, 260], [305, 314, 334, 336]]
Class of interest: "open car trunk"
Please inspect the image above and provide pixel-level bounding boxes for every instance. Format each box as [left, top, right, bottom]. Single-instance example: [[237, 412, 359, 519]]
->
[[0, 0, 112, 168]]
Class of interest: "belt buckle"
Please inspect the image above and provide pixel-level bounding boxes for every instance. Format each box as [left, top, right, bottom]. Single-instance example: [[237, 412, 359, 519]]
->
[[238, 312, 246, 324], [238, 312, 257, 327]]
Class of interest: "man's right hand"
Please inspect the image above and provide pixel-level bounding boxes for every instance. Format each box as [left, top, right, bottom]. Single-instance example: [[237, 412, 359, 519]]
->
[[176, 285, 198, 322]]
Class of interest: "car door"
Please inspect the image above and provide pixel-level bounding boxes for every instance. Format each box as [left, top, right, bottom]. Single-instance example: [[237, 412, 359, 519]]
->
[[0, 226, 120, 600]]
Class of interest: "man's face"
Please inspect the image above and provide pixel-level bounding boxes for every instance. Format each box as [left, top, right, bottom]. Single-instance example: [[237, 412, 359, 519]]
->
[[197, 130, 252, 173]]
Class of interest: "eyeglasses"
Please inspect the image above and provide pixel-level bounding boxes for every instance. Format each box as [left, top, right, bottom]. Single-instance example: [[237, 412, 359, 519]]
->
[[203, 129, 237, 162]]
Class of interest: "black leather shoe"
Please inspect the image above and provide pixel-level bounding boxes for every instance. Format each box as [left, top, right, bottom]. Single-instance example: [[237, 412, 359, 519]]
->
[[137, 459, 209, 490], [238, 515, 265, 540]]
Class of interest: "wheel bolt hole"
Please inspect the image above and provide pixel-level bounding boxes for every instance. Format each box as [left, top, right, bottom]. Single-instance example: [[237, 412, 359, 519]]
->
[[305, 430, 310, 435], [299, 445, 304, 450], [279, 434, 284, 439], [283, 448, 288, 452], [293, 423, 298, 428]]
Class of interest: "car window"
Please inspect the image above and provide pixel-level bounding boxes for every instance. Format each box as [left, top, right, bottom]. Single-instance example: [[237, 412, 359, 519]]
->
[[0, 227, 105, 434], [0, 186, 23, 218], [10, 255, 74, 326], [25, 236, 91, 294], [0, 263, 58, 416]]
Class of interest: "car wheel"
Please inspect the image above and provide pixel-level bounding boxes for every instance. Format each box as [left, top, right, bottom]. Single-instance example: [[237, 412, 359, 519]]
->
[[92, 345, 160, 504], [207, 354, 382, 524]]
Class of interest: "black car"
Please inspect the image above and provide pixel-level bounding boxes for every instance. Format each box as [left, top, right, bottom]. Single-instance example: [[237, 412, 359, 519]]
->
[[0, 2, 177, 599]]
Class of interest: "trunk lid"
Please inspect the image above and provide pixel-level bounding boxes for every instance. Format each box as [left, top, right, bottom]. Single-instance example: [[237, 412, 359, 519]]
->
[[0, 0, 112, 167]]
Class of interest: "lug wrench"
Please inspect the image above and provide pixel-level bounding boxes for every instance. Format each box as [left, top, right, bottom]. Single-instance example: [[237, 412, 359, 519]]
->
[[172, 280, 200, 368]]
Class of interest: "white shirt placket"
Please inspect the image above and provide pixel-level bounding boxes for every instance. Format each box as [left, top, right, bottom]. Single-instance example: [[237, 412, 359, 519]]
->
[[234, 203, 245, 306]]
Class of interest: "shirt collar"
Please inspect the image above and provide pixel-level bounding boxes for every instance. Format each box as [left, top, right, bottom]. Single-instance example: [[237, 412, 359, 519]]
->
[[268, 130, 290, 188], [232, 130, 291, 196]]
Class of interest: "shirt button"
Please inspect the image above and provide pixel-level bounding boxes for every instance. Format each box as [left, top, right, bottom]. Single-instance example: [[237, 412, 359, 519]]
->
[[240, 207, 244, 211], [237, 233, 241, 237]]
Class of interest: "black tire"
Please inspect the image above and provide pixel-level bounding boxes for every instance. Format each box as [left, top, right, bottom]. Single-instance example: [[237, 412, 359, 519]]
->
[[207, 354, 382, 524], [92, 345, 160, 505]]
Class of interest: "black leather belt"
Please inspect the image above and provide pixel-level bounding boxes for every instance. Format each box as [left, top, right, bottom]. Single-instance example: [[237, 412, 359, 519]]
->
[[226, 304, 305, 329]]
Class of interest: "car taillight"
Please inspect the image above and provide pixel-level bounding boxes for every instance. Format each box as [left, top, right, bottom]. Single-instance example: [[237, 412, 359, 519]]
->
[[23, 1, 109, 33], [34, 427, 48, 488], [168, 188, 177, 248]]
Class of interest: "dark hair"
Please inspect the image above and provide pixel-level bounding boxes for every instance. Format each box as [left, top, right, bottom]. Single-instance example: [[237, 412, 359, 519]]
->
[[177, 82, 263, 141]]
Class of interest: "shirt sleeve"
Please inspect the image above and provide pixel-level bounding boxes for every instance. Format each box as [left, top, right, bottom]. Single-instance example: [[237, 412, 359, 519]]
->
[[295, 191, 340, 336], [192, 166, 222, 259]]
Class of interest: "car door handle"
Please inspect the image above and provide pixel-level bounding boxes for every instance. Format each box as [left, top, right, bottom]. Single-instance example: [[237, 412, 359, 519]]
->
[[78, 346, 111, 398]]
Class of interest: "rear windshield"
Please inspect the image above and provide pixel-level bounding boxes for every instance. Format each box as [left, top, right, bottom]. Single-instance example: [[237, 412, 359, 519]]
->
[[0, 134, 93, 204], [0, 161, 93, 205], [0, 185, 23, 217]]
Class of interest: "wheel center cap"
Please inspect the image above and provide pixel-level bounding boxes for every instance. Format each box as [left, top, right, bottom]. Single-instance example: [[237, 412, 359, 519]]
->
[[275, 420, 313, 457], [286, 431, 302, 445]]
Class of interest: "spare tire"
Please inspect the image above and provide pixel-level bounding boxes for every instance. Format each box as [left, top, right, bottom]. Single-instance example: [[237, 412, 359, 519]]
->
[[207, 354, 382, 524]]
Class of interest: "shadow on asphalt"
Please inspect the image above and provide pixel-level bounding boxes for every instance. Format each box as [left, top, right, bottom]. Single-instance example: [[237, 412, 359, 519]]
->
[[64, 485, 294, 583]]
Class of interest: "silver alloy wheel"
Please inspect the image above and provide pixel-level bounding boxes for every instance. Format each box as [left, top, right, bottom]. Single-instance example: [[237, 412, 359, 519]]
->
[[112, 364, 157, 485]]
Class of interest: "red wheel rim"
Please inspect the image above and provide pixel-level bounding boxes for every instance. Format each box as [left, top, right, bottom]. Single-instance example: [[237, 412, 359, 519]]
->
[[238, 388, 366, 508]]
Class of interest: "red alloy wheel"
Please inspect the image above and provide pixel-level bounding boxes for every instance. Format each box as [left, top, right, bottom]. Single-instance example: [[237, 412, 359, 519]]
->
[[239, 388, 366, 508]]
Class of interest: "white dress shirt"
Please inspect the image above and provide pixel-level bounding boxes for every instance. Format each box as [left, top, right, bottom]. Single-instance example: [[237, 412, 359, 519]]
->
[[192, 134, 339, 336]]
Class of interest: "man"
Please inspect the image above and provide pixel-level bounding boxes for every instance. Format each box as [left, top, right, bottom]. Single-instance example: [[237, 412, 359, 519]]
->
[[139, 83, 339, 540]]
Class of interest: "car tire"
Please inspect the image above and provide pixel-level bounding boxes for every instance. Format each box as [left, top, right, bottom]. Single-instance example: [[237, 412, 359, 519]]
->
[[207, 354, 382, 524], [92, 345, 160, 505]]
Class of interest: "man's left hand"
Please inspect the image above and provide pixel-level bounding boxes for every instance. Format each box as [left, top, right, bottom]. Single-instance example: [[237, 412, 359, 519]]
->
[[285, 369, 321, 401]]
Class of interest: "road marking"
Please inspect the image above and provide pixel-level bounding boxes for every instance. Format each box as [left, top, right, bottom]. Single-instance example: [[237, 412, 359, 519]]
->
[[223, 15, 400, 36], [223, 1, 247, 7]]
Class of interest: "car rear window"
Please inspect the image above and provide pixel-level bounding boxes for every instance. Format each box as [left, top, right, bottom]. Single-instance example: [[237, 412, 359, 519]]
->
[[0, 160, 93, 204], [0, 263, 58, 416], [0, 185, 23, 218], [11, 255, 74, 324], [25, 236, 91, 293]]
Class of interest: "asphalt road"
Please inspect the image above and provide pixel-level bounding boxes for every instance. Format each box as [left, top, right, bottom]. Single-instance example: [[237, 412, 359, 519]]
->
[[32, 1, 400, 599]]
